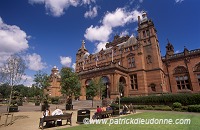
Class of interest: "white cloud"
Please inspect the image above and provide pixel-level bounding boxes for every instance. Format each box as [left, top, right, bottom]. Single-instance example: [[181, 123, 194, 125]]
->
[[29, 0, 97, 17], [29, 0, 80, 17], [0, 17, 29, 66], [21, 75, 34, 87], [175, 0, 184, 3], [60, 56, 72, 67], [72, 63, 76, 70], [84, 6, 98, 18], [84, 25, 112, 42], [84, 8, 143, 49], [94, 42, 107, 53], [175, 50, 180, 53], [82, 0, 96, 5], [25, 53, 47, 71], [120, 30, 129, 37], [103, 8, 142, 28]]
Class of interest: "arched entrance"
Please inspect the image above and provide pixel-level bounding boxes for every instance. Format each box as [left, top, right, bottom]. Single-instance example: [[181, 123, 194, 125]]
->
[[119, 76, 126, 97], [101, 76, 110, 99]]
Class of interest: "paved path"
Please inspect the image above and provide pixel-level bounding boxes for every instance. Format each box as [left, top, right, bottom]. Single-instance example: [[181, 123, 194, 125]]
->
[[1, 102, 200, 130]]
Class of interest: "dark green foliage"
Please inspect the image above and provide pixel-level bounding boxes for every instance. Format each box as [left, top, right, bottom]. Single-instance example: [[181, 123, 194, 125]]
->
[[181, 106, 188, 111], [60, 67, 81, 97], [172, 102, 182, 109], [153, 105, 172, 111], [188, 105, 200, 112], [121, 93, 200, 106], [0, 84, 11, 98], [34, 71, 50, 90], [0, 84, 43, 98], [173, 108, 182, 111], [51, 96, 59, 104]]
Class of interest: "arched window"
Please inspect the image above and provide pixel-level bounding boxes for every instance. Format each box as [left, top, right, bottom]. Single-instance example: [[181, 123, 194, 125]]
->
[[174, 66, 191, 90], [194, 62, 200, 86], [174, 66, 188, 74], [85, 79, 91, 86]]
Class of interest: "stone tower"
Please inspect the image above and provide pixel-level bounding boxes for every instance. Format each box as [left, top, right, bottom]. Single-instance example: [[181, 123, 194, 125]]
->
[[47, 66, 61, 97]]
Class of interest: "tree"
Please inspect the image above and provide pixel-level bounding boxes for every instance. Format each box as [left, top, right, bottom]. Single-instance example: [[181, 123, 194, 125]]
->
[[0, 84, 11, 98], [98, 78, 106, 100], [0, 54, 26, 125], [119, 82, 125, 97], [86, 78, 105, 107], [33, 71, 50, 102], [86, 79, 98, 107], [60, 67, 81, 102]]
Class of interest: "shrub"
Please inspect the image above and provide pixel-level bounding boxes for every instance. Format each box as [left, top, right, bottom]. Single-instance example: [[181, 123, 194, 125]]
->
[[121, 93, 200, 106], [134, 105, 148, 109], [172, 102, 182, 109], [181, 106, 188, 111], [51, 97, 59, 104], [188, 105, 200, 112], [173, 108, 182, 111], [154, 106, 172, 111], [144, 105, 154, 110]]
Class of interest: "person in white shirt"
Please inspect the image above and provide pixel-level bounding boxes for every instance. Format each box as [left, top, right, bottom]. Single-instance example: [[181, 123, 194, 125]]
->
[[52, 106, 63, 126]]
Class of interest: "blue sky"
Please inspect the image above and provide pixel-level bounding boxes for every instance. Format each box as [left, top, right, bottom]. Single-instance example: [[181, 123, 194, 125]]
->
[[0, 0, 199, 86]]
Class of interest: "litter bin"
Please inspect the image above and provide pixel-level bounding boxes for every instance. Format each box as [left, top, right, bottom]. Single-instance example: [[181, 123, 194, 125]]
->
[[77, 109, 90, 124]]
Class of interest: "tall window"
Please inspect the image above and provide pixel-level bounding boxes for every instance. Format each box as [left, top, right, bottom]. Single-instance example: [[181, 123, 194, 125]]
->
[[146, 29, 150, 36], [143, 31, 146, 38], [128, 57, 135, 68], [175, 76, 190, 90], [174, 66, 191, 90], [197, 74, 200, 86], [130, 74, 138, 90]]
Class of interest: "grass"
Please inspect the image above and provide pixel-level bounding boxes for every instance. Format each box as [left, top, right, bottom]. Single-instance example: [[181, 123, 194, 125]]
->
[[60, 112, 200, 130]]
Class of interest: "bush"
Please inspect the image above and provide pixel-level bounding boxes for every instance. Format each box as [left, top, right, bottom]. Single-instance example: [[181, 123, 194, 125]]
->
[[181, 106, 188, 111], [188, 105, 200, 112], [51, 97, 59, 104], [154, 106, 172, 111], [144, 105, 154, 110], [121, 93, 200, 106], [172, 102, 182, 109], [173, 108, 182, 111]]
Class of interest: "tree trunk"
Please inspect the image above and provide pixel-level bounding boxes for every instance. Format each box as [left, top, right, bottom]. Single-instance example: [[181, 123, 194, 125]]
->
[[92, 98, 93, 108], [5, 85, 14, 126]]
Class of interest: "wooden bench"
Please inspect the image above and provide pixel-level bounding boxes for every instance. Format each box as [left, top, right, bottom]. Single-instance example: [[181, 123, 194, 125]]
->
[[39, 112, 73, 130], [95, 110, 113, 119]]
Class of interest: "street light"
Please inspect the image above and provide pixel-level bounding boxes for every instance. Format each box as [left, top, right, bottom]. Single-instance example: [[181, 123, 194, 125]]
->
[[106, 84, 109, 98], [119, 92, 122, 115]]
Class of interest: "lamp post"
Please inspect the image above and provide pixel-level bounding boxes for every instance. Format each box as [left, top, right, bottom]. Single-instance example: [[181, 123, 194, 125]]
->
[[119, 92, 122, 115], [106, 84, 109, 98], [160, 83, 163, 95]]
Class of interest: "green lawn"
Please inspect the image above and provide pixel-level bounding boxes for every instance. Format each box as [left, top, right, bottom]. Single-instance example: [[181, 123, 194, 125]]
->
[[60, 112, 200, 130]]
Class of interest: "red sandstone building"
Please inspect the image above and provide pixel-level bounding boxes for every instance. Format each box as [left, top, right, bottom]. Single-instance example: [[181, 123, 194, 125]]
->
[[75, 12, 200, 100], [45, 66, 62, 97]]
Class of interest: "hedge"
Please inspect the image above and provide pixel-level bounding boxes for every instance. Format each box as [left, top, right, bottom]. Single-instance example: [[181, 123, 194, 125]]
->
[[188, 105, 200, 112], [120, 93, 200, 106]]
